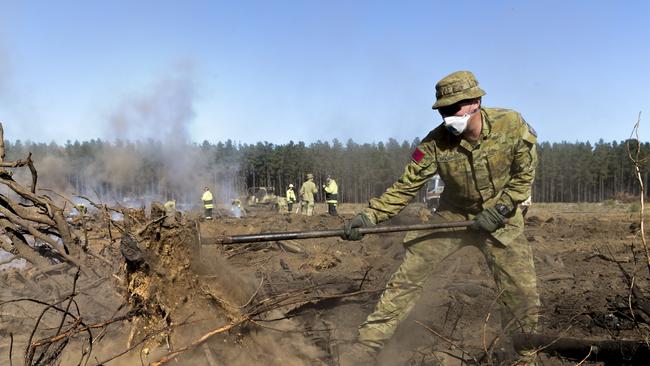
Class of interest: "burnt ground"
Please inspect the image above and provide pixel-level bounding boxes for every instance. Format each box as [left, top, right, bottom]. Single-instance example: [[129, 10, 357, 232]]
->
[[1, 201, 650, 365]]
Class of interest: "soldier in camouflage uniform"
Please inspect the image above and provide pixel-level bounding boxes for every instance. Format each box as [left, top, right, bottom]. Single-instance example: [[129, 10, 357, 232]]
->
[[340, 71, 539, 364], [300, 173, 318, 216]]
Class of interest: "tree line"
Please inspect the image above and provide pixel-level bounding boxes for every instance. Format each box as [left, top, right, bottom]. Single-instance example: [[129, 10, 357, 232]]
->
[[2, 138, 649, 206]]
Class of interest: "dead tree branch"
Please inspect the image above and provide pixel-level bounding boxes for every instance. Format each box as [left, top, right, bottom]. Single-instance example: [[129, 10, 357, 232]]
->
[[513, 333, 649, 365], [76, 194, 125, 234], [626, 112, 650, 279], [150, 320, 244, 366], [0, 153, 38, 193], [0, 123, 90, 274]]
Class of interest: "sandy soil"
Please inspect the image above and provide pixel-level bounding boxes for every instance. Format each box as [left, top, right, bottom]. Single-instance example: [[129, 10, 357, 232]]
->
[[2, 201, 649, 365]]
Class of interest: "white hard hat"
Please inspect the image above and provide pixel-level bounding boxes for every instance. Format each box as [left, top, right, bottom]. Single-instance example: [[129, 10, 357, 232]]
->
[[289, 184, 294, 188]]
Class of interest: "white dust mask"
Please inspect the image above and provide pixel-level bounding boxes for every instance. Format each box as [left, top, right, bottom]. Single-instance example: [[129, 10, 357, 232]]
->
[[443, 114, 471, 135], [442, 108, 479, 136]]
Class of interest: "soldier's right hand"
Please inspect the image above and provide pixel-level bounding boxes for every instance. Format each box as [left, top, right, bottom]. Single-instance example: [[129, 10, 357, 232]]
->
[[342, 213, 375, 241]]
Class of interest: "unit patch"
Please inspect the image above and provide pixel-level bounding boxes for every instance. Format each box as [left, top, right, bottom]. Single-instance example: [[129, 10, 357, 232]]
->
[[411, 147, 425, 163]]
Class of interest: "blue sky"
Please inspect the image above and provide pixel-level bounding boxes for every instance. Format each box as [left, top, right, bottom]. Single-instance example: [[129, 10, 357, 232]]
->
[[1, 0, 649, 145]]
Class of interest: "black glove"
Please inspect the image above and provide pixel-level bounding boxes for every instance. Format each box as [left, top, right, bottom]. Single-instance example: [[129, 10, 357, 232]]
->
[[342, 213, 375, 241], [472, 206, 507, 233]]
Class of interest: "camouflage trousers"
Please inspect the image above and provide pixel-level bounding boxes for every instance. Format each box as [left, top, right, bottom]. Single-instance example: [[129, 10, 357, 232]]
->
[[301, 201, 315, 216], [358, 211, 539, 350]]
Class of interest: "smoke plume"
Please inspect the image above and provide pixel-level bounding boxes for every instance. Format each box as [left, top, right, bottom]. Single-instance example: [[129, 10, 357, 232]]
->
[[5, 68, 241, 208]]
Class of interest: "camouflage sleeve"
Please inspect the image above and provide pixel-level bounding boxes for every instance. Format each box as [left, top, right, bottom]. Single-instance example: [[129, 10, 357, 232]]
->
[[363, 144, 438, 224], [496, 117, 538, 211]]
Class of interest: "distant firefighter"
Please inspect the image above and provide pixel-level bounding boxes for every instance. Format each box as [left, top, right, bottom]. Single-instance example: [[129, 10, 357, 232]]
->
[[163, 200, 176, 211], [323, 175, 338, 216], [75, 204, 87, 216], [299, 173, 318, 216], [163, 200, 178, 227], [202, 187, 214, 220], [286, 184, 297, 213], [231, 198, 246, 218]]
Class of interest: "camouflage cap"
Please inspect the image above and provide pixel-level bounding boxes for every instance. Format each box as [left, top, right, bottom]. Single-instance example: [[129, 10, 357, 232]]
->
[[432, 71, 486, 109]]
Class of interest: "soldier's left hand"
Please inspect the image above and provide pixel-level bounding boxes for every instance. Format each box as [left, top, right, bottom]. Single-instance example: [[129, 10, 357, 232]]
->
[[342, 213, 375, 241], [472, 207, 506, 233]]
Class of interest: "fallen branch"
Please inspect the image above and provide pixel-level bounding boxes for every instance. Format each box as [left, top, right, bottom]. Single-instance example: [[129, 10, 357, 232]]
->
[[0, 206, 85, 270], [0, 195, 56, 227], [513, 333, 650, 365], [0, 219, 61, 269], [135, 215, 167, 237], [584, 251, 630, 263], [150, 320, 245, 366], [0, 150, 37, 193]]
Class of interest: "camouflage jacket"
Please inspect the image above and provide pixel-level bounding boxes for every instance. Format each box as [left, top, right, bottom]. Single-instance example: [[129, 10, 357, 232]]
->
[[363, 107, 537, 245], [299, 180, 318, 202]]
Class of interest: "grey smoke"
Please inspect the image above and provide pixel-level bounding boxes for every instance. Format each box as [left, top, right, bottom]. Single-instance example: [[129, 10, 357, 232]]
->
[[98, 70, 238, 206], [107, 74, 195, 143]]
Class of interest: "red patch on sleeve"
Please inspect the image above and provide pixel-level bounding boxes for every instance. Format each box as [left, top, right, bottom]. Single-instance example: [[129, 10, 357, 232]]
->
[[411, 147, 425, 163]]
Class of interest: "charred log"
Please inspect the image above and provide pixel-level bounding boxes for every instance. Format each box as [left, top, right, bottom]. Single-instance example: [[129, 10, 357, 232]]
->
[[513, 333, 650, 365]]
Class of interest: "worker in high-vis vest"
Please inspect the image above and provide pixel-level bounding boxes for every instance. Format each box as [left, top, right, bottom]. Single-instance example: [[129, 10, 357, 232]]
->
[[201, 187, 214, 220], [323, 175, 338, 216], [231, 198, 245, 218], [286, 184, 297, 213], [76, 204, 87, 216]]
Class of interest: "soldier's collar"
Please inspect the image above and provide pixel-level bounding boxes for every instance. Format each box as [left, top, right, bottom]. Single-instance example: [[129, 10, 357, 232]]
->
[[458, 108, 489, 151], [479, 108, 491, 138]]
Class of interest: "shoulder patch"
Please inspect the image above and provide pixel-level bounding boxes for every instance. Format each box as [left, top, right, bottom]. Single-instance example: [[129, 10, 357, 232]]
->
[[411, 147, 425, 163]]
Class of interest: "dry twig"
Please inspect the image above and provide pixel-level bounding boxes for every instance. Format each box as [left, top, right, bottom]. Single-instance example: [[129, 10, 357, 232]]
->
[[414, 320, 478, 364], [626, 112, 650, 277]]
